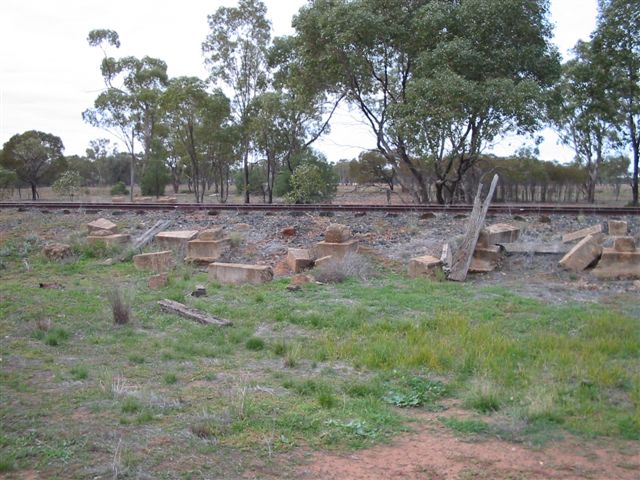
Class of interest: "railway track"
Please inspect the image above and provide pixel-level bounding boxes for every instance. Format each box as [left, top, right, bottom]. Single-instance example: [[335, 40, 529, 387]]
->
[[1, 201, 639, 216]]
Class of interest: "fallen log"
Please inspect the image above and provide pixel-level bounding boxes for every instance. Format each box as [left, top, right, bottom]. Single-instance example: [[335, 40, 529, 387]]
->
[[157, 299, 233, 327], [448, 174, 499, 282]]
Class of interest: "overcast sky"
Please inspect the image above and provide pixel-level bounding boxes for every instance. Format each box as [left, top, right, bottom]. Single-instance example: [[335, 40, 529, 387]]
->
[[0, 0, 598, 163]]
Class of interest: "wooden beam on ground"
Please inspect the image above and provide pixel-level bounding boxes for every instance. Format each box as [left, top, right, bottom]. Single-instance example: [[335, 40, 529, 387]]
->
[[131, 220, 173, 252], [157, 299, 233, 327], [502, 242, 570, 254], [448, 175, 499, 282]]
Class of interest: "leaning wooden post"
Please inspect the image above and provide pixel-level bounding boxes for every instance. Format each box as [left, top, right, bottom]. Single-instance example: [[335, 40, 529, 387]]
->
[[448, 174, 499, 282]]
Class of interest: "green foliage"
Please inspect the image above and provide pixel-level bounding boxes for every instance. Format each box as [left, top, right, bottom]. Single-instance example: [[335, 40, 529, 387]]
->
[[285, 162, 337, 204], [440, 417, 491, 435], [245, 337, 265, 351], [52, 170, 82, 199], [110, 181, 129, 196], [383, 377, 447, 408], [234, 167, 265, 196], [292, 0, 560, 203], [0, 166, 17, 199], [163, 373, 178, 385], [140, 159, 169, 197], [0, 130, 66, 199], [69, 365, 88, 380]]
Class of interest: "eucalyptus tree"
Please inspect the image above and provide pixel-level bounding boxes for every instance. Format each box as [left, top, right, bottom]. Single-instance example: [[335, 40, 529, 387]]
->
[[202, 0, 271, 203], [550, 41, 620, 203], [292, 0, 559, 203], [593, 0, 640, 205], [83, 29, 168, 201], [161, 77, 232, 203], [0, 131, 65, 200]]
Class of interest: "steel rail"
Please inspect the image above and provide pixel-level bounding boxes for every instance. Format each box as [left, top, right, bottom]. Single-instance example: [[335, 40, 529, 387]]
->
[[1, 201, 639, 216]]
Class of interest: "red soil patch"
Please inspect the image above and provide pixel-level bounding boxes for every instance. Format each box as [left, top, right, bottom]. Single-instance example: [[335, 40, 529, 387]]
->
[[295, 418, 640, 480]]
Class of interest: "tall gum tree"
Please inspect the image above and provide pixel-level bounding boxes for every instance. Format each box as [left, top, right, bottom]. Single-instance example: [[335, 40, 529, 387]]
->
[[83, 29, 168, 201], [202, 0, 271, 203], [161, 77, 232, 203], [549, 40, 620, 203], [594, 0, 640, 206], [292, 0, 559, 204]]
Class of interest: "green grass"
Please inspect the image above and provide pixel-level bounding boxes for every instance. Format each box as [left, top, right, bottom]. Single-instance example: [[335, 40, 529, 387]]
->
[[1, 225, 639, 477]]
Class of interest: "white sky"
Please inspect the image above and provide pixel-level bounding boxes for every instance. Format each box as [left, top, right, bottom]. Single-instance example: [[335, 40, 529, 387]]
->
[[0, 0, 598, 163]]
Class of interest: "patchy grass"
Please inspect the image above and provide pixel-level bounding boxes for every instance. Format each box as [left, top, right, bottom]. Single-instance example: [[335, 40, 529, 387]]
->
[[1, 223, 639, 478]]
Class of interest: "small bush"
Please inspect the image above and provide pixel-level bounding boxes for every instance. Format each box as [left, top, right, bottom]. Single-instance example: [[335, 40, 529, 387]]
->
[[273, 340, 287, 356], [121, 397, 142, 414], [108, 286, 132, 325], [245, 337, 265, 351], [318, 391, 337, 409], [163, 373, 178, 385], [42, 328, 69, 347], [110, 181, 129, 196], [128, 353, 145, 365], [314, 253, 374, 284], [70, 365, 88, 380]]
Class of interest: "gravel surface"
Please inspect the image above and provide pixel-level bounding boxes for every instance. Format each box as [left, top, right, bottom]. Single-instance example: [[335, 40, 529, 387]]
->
[[2, 208, 639, 308]]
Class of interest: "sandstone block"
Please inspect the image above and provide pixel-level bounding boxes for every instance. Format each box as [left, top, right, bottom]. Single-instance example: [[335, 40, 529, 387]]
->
[[608, 220, 628, 236], [87, 234, 131, 246], [208, 262, 273, 285], [314, 255, 333, 269], [148, 273, 168, 289], [408, 255, 443, 278], [314, 240, 359, 260], [111, 196, 126, 203], [198, 227, 224, 241], [43, 244, 72, 260], [134, 196, 153, 203], [287, 248, 314, 273], [470, 258, 497, 273], [613, 236, 636, 253], [473, 245, 501, 263], [155, 230, 199, 250], [562, 224, 603, 243], [325, 224, 352, 243], [185, 238, 231, 262], [592, 248, 640, 279], [87, 218, 117, 234], [291, 273, 314, 286], [478, 224, 520, 246], [233, 223, 251, 232], [156, 197, 177, 203], [559, 234, 602, 272], [133, 251, 174, 272]]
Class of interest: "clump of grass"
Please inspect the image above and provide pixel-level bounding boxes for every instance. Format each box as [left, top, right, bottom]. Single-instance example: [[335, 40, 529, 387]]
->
[[35, 327, 69, 347], [318, 391, 337, 409], [463, 377, 502, 413], [73, 240, 115, 260], [314, 253, 374, 284], [245, 337, 265, 351], [70, 365, 89, 380], [128, 353, 145, 365], [163, 373, 178, 385], [283, 343, 302, 368], [440, 417, 491, 435], [273, 339, 287, 356], [108, 285, 132, 325], [121, 397, 142, 414], [228, 232, 243, 248]]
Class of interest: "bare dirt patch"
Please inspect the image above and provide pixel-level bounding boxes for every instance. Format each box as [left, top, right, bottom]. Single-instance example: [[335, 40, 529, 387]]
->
[[294, 415, 640, 480]]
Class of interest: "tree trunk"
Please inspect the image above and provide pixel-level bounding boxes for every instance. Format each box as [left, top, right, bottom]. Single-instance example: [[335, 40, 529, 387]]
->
[[31, 183, 38, 201], [243, 148, 250, 204]]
